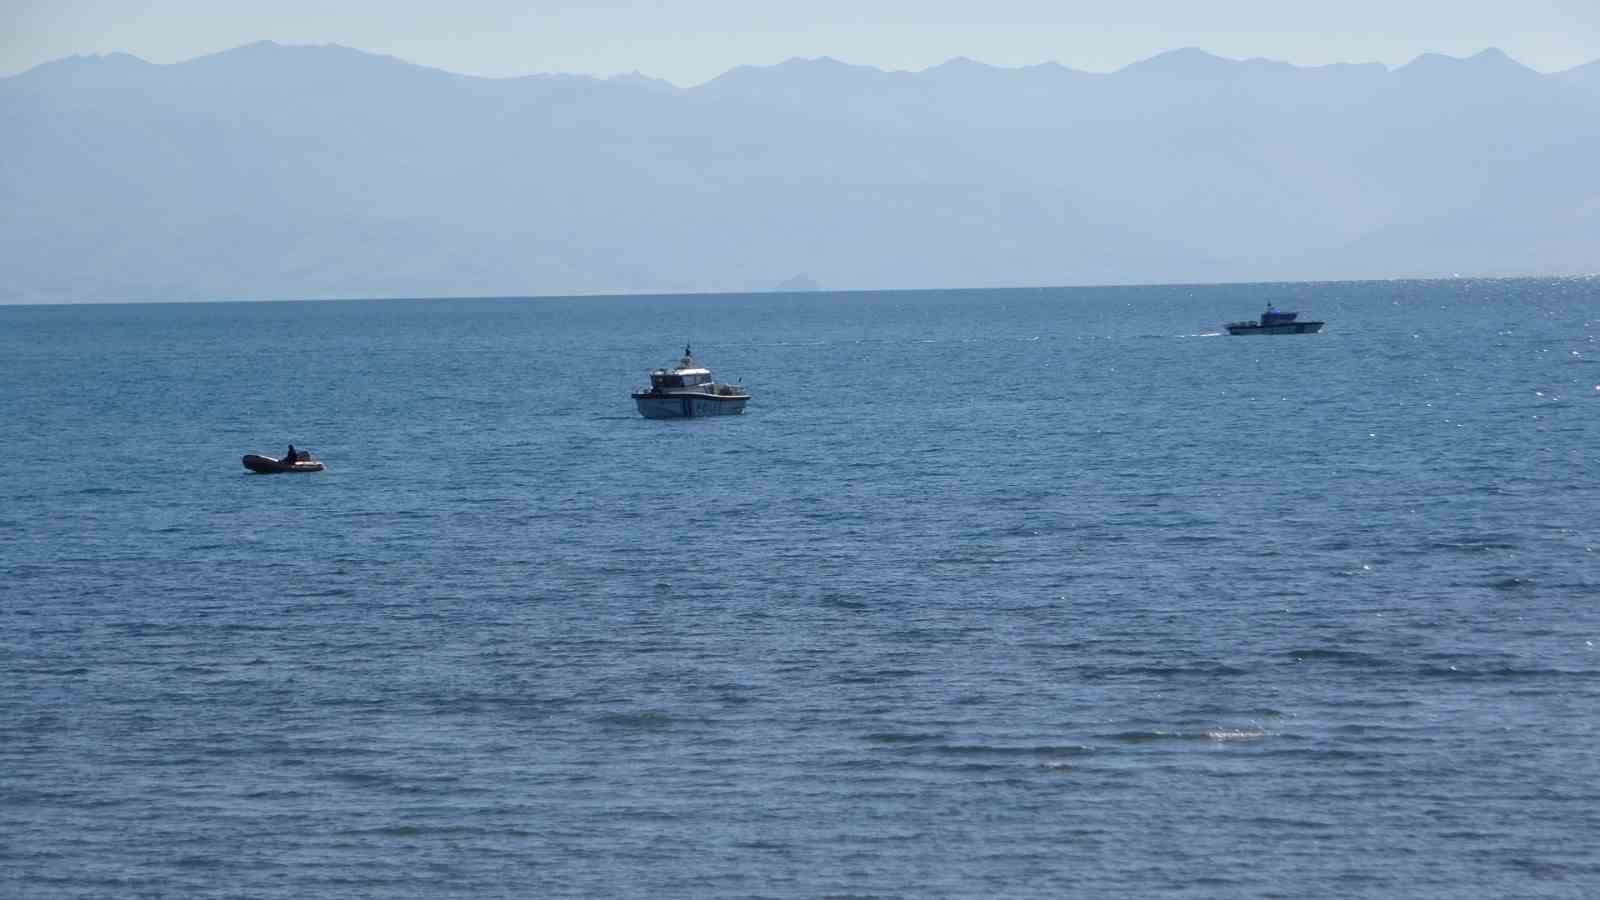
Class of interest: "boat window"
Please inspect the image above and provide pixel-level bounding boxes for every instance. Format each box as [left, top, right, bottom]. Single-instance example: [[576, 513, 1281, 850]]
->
[[653, 374, 684, 387]]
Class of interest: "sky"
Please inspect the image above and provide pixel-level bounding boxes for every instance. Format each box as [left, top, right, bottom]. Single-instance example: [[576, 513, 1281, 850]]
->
[[4, 0, 1598, 84]]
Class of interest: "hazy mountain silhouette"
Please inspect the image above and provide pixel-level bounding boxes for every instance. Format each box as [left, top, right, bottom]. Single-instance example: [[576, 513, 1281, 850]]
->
[[3, 41, 1597, 302], [1554, 57, 1600, 92], [773, 273, 821, 292]]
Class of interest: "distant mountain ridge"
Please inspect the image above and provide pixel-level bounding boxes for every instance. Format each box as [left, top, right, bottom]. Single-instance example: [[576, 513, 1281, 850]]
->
[[3, 42, 1598, 302]]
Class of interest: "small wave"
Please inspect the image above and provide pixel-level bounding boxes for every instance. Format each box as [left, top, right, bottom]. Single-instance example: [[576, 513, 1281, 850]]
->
[[833, 668, 924, 684], [1322, 697, 1421, 709], [1102, 730, 1193, 744], [925, 761, 1023, 774], [1257, 748, 1370, 761], [239, 789, 310, 800], [1501, 857, 1600, 877], [593, 710, 678, 730], [1489, 576, 1536, 590], [1415, 665, 1600, 680], [1427, 538, 1522, 553], [1162, 533, 1224, 545], [863, 732, 942, 745], [1205, 729, 1269, 742], [1084, 664, 1253, 678], [1101, 728, 1273, 744], [1285, 648, 1385, 665], [341, 824, 539, 838], [1239, 815, 1335, 830], [931, 743, 1096, 757], [1177, 705, 1286, 719], [318, 769, 400, 786]]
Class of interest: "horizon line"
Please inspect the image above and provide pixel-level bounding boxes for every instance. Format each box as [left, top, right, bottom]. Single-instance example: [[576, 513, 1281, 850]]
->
[[4, 273, 1594, 309]]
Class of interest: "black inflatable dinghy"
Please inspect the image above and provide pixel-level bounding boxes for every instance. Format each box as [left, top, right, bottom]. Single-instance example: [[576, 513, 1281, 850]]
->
[[243, 452, 325, 473]]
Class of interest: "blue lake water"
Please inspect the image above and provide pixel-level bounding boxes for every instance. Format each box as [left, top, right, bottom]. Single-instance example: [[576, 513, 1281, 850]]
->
[[2, 278, 1598, 897]]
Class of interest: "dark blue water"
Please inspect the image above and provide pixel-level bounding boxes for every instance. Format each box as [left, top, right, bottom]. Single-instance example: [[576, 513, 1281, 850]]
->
[[3, 279, 1598, 898]]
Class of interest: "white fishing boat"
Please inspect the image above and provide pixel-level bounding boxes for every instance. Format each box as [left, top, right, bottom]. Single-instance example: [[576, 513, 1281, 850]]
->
[[631, 345, 749, 419]]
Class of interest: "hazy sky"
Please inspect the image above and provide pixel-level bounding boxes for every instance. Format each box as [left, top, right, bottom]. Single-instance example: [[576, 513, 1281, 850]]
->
[[5, 0, 1598, 83]]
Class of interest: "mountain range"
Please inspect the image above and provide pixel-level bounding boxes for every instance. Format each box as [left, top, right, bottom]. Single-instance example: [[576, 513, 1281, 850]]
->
[[4, 42, 1598, 302]]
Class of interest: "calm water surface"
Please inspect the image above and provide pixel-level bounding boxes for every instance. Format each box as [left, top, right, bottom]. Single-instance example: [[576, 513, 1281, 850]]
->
[[2, 279, 1598, 897]]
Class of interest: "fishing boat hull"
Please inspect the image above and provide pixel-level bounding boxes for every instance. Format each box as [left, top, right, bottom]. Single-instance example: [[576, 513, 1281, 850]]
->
[[243, 454, 325, 473], [1226, 321, 1324, 335], [632, 392, 748, 419]]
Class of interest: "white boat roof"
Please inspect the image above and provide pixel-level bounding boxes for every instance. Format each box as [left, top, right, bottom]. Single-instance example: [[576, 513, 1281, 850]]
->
[[654, 366, 711, 376]]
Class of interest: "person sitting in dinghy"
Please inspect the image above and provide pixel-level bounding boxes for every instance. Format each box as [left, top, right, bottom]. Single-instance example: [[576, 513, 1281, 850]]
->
[[284, 444, 298, 464]]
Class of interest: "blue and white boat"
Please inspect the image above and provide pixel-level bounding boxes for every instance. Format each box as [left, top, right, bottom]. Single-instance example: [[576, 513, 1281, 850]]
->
[[631, 345, 749, 419]]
